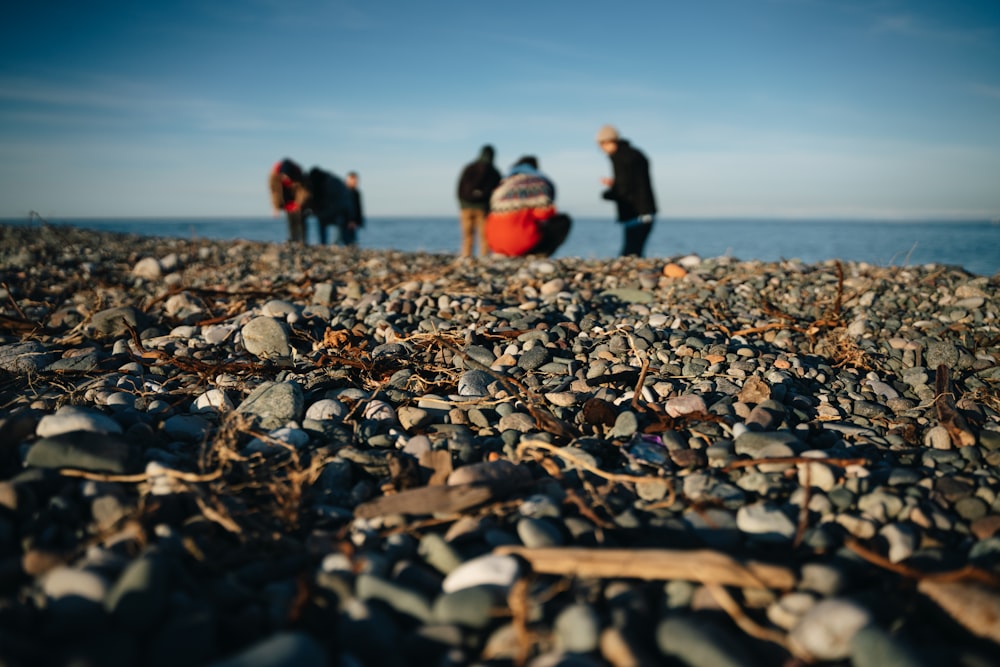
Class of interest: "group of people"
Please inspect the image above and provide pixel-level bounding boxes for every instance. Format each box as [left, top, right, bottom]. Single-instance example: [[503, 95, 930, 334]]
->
[[269, 159, 364, 246], [457, 124, 657, 258], [269, 124, 657, 258]]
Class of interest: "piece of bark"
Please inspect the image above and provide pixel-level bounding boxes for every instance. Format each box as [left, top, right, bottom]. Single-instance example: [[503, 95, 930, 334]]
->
[[935, 364, 977, 447], [495, 546, 795, 590], [918, 579, 1000, 645], [353, 483, 494, 519]]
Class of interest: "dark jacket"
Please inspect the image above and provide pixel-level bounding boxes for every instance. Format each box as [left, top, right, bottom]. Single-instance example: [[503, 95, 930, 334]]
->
[[307, 168, 354, 224], [457, 151, 502, 212], [602, 139, 657, 221], [349, 187, 364, 227]]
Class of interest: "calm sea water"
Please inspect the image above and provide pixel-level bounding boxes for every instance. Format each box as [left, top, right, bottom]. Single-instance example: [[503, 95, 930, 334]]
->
[[4, 216, 998, 276]]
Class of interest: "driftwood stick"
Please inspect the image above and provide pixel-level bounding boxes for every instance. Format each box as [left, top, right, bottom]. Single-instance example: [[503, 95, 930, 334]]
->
[[495, 546, 796, 590], [353, 483, 495, 519]]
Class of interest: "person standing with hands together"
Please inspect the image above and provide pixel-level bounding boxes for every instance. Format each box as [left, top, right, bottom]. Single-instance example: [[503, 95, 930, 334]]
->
[[596, 125, 658, 257]]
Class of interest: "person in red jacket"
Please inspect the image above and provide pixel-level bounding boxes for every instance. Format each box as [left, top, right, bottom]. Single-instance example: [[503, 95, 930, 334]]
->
[[485, 156, 571, 257], [268, 158, 311, 243]]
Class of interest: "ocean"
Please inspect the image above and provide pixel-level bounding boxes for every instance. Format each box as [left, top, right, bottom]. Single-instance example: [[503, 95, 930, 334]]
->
[[4, 216, 998, 277]]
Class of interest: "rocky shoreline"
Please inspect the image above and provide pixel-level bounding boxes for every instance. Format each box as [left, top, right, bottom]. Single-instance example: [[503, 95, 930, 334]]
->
[[1, 222, 999, 666]]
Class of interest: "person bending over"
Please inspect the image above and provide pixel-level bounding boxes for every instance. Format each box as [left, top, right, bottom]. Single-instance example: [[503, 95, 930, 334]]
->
[[269, 158, 311, 243]]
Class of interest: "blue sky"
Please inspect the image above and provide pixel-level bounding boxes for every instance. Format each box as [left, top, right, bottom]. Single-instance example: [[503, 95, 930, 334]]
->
[[1, 0, 998, 219]]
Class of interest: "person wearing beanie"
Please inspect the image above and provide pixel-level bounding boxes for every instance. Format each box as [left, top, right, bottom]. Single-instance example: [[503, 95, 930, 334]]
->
[[268, 158, 312, 243], [456, 144, 503, 257], [596, 125, 658, 257], [484, 156, 572, 258]]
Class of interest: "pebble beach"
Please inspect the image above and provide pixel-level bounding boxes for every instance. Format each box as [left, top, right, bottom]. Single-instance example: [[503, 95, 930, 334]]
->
[[1, 222, 999, 666]]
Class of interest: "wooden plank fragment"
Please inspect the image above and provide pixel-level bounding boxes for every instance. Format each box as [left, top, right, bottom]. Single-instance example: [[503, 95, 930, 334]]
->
[[353, 483, 494, 519], [495, 546, 796, 590]]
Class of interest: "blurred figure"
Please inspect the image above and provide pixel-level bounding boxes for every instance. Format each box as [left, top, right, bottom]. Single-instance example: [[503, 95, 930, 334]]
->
[[456, 145, 502, 257], [344, 171, 365, 245], [485, 156, 571, 257], [596, 125, 658, 257], [269, 158, 311, 243], [307, 167, 357, 246]]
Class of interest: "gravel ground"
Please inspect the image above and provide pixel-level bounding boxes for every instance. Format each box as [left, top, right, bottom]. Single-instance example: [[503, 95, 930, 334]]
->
[[1, 222, 999, 667]]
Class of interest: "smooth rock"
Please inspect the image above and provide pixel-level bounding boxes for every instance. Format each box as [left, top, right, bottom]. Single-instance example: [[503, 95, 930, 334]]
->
[[442, 554, 521, 594], [204, 632, 327, 667], [26, 431, 140, 473], [236, 381, 304, 430], [736, 501, 797, 542], [37, 405, 124, 438], [656, 616, 759, 667], [554, 603, 601, 653], [789, 598, 872, 661], [241, 316, 291, 359]]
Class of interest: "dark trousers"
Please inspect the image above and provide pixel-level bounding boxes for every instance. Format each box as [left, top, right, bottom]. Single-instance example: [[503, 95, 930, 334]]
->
[[319, 218, 357, 246], [621, 218, 653, 257], [530, 213, 572, 257], [286, 209, 306, 244]]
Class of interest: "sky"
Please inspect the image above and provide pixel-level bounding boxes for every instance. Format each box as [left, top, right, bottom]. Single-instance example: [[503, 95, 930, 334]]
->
[[1, 0, 999, 220]]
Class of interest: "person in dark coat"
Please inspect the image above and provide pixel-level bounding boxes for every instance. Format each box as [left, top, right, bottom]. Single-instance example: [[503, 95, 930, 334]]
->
[[307, 167, 356, 246], [596, 125, 658, 257], [456, 145, 502, 257]]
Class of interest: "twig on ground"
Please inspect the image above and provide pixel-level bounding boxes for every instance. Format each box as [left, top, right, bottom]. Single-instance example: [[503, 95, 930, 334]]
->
[[495, 546, 796, 589]]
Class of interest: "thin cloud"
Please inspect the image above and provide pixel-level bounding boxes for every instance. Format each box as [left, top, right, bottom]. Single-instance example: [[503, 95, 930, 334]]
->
[[0, 75, 278, 132], [871, 14, 996, 43], [971, 83, 1000, 100]]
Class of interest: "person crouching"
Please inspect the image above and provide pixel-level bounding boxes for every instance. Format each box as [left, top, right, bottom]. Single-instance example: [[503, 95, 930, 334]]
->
[[485, 156, 571, 257]]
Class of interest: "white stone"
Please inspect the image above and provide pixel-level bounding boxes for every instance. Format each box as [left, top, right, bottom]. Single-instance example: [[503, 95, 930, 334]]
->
[[789, 598, 872, 661], [305, 399, 348, 421], [797, 459, 837, 492], [663, 394, 707, 418], [924, 425, 952, 450], [193, 389, 234, 414], [42, 566, 110, 602], [736, 501, 797, 541], [879, 523, 918, 563], [132, 257, 162, 279], [846, 318, 868, 337], [262, 299, 300, 319], [767, 592, 816, 631], [677, 254, 702, 268], [363, 400, 398, 423], [835, 513, 878, 539], [36, 406, 123, 438], [865, 378, 899, 400], [203, 324, 237, 345], [441, 554, 521, 593]]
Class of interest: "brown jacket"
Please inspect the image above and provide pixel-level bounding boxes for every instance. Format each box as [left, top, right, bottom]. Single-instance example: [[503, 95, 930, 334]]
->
[[269, 166, 311, 212]]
